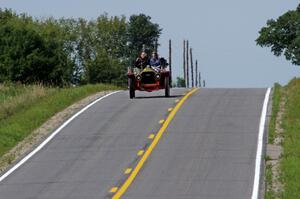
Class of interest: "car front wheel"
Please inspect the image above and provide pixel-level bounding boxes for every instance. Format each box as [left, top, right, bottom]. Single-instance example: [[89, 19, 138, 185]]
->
[[129, 78, 135, 99], [165, 76, 170, 97]]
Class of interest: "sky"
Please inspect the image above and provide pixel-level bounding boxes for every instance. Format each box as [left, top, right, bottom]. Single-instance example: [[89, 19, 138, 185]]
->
[[1, 0, 300, 88]]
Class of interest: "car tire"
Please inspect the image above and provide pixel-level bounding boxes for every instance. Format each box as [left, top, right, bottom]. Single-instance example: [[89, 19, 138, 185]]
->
[[129, 78, 135, 99], [165, 76, 170, 97]]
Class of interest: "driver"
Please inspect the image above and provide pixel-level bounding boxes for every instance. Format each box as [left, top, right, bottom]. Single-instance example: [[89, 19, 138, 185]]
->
[[134, 52, 149, 69]]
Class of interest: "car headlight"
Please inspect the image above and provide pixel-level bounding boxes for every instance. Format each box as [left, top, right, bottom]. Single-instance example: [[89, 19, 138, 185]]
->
[[136, 75, 141, 81], [155, 74, 160, 80]]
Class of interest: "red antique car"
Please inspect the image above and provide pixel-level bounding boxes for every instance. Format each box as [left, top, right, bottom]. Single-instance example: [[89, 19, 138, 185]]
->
[[127, 59, 170, 99]]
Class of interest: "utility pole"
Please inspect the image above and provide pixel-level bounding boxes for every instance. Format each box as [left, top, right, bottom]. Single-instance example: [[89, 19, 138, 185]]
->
[[183, 40, 186, 87], [186, 40, 189, 88], [203, 80, 206, 87], [199, 72, 202, 87], [169, 39, 172, 87], [195, 60, 198, 87], [190, 48, 194, 87]]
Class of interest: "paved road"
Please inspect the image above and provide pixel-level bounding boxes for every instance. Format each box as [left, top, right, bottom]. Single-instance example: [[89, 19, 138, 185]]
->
[[0, 88, 267, 199]]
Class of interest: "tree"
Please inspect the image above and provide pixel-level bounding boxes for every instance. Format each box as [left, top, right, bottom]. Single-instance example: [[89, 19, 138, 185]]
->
[[256, 4, 300, 65], [127, 14, 162, 61], [0, 10, 162, 86], [175, 77, 186, 88], [77, 15, 127, 85], [37, 18, 75, 86], [0, 9, 75, 86], [57, 18, 82, 84], [95, 14, 128, 59]]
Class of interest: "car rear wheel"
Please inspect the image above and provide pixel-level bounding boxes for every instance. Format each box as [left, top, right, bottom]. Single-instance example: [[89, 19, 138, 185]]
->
[[165, 76, 170, 97], [129, 78, 135, 99]]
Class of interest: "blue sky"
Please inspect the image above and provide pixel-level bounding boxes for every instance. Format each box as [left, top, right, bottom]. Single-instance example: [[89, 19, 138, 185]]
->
[[1, 0, 300, 87]]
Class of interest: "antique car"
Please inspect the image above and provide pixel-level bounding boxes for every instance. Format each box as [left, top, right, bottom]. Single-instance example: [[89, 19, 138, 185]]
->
[[127, 58, 170, 99]]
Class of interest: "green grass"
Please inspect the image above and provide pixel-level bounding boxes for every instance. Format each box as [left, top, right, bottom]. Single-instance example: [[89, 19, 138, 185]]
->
[[268, 83, 282, 144], [265, 83, 282, 199], [265, 162, 276, 199], [0, 84, 55, 121], [0, 83, 121, 158], [266, 78, 300, 198], [279, 78, 300, 199]]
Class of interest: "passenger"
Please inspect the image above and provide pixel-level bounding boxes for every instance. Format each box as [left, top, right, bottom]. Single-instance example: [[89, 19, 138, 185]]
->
[[134, 52, 149, 69], [150, 51, 160, 67]]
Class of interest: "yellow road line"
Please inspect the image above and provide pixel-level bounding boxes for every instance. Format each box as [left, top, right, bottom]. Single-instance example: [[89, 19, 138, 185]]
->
[[110, 187, 118, 193], [112, 88, 198, 199], [124, 168, 132, 174], [137, 150, 144, 156], [148, 134, 155, 139]]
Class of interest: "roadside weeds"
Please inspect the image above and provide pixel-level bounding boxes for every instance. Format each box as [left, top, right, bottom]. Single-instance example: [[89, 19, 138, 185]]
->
[[265, 78, 300, 198], [265, 84, 284, 198]]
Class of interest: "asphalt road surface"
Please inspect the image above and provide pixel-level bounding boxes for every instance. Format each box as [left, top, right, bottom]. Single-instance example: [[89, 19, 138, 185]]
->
[[0, 88, 268, 199]]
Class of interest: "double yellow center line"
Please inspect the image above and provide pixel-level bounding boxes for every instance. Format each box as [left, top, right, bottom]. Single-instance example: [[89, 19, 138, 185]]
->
[[112, 88, 199, 198]]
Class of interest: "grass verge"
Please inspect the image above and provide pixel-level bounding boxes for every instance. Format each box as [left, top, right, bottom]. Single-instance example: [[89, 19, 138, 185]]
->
[[0, 83, 121, 158], [265, 162, 276, 199], [280, 78, 300, 198], [268, 83, 282, 144], [265, 83, 282, 199]]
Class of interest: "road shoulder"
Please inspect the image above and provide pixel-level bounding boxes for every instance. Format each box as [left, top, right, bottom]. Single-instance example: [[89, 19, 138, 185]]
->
[[0, 90, 116, 176]]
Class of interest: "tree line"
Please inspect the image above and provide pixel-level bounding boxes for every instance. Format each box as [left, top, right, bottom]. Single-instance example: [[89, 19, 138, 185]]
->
[[257, 4, 300, 66], [0, 9, 162, 86]]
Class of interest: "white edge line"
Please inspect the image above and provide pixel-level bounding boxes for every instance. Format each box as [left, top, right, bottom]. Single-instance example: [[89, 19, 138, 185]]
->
[[251, 88, 271, 199], [0, 90, 121, 182]]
